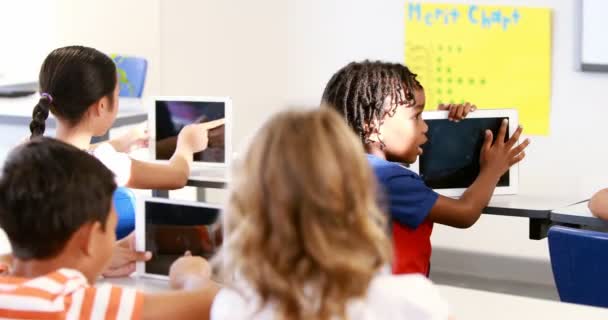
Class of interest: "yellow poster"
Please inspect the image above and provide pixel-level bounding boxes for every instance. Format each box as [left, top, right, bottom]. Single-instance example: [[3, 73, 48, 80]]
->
[[405, 3, 552, 135]]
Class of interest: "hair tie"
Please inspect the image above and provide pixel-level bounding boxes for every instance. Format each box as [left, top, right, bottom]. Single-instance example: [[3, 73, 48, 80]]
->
[[40, 92, 53, 104]]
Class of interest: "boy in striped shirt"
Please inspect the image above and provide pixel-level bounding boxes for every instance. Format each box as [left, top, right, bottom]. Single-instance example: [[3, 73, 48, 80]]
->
[[0, 137, 220, 319]]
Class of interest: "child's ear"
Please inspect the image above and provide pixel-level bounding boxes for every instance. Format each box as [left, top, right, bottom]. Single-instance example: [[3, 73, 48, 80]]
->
[[86, 222, 105, 256], [364, 119, 381, 143], [86, 101, 102, 119], [74, 222, 104, 257], [89, 97, 109, 118], [72, 223, 96, 257]]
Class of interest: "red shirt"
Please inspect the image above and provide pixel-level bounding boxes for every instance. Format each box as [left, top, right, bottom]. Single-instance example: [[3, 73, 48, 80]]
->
[[392, 219, 433, 275], [367, 154, 438, 276]]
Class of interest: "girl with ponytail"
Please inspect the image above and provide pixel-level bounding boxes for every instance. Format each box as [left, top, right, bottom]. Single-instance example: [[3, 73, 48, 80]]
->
[[31, 45, 223, 189]]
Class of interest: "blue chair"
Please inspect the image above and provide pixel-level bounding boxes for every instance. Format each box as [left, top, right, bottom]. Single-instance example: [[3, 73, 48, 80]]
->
[[110, 54, 148, 98], [114, 187, 136, 240], [548, 225, 608, 308], [106, 55, 146, 224]]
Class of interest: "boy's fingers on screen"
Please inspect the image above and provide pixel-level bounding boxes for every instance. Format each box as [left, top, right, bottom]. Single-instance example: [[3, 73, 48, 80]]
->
[[482, 130, 493, 151], [497, 119, 508, 143], [201, 118, 225, 130], [184, 250, 192, 256]]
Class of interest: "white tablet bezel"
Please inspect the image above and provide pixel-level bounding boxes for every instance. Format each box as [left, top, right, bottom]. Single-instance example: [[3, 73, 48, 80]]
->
[[135, 196, 222, 280], [410, 109, 519, 197], [148, 96, 232, 168]]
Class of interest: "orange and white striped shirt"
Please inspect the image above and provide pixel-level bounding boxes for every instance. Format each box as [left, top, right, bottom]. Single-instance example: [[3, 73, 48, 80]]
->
[[0, 268, 143, 319]]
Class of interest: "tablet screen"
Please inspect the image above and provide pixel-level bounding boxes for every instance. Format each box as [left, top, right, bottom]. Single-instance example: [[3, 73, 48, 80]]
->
[[144, 201, 221, 276], [420, 118, 510, 189]]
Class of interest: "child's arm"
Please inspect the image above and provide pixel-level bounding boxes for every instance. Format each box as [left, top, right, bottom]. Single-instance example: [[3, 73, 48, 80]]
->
[[589, 189, 608, 219], [0, 254, 11, 274], [126, 119, 225, 189], [89, 122, 149, 153], [428, 120, 530, 228], [142, 254, 219, 320], [107, 122, 149, 153], [142, 283, 221, 320]]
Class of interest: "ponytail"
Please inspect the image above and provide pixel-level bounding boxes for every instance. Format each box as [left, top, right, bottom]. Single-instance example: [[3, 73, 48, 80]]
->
[[29, 93, 52, 138]]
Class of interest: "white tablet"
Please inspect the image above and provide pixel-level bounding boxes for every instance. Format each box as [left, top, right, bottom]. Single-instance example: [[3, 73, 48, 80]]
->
[[410, 109, 519, 197], [135, 197, 222, 280], [148, 96, 232, 168]]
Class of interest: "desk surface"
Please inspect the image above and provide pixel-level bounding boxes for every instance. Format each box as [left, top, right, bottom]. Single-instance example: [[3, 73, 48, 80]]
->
[[485, 194, 582, 219], [551, 201, 608, 228], [102, 277, 608, 320], [438, 284, 608, 320]]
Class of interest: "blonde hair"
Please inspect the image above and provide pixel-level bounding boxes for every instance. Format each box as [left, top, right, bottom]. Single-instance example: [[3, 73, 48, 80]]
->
[[215, 108, 391, 320]]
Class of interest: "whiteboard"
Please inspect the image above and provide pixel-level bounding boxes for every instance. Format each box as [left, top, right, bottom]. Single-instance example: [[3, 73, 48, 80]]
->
[[580, 0, 608, 71]]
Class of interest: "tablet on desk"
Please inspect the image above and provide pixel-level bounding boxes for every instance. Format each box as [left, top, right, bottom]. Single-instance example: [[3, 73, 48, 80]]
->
[[135, 197, 222, 280], [410, 109, 519, 197]]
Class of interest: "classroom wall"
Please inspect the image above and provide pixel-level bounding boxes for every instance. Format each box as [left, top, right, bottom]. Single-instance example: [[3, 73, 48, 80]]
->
[[54, 0, 162, 97], [159, 0, 289, 150], [0, 1, 58, 82], [287, 0, 608, 285], [0, 0, 161, 96]]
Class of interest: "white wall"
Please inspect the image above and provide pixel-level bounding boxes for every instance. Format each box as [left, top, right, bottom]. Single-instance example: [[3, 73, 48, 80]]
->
[[54, 0, 162, 97], [159, 0, 288, 150], [0, 1, 58, 82], [0, 0, 161, 95], [287, 0, 405, 105]]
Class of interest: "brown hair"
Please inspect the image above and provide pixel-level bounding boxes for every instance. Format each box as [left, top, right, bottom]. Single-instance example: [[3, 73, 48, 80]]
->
[[30, 46, 117, 138], [215, 108, 391, 320]]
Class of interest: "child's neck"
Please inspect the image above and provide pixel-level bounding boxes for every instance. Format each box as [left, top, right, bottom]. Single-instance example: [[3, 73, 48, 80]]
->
[[366, 144, 386, 160], [56, 121, 94, 151], [11, 254, 91, 283]]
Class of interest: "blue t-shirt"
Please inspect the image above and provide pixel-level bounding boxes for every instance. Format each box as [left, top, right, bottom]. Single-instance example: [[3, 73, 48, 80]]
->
[[367, 154, 439, 228]]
